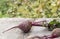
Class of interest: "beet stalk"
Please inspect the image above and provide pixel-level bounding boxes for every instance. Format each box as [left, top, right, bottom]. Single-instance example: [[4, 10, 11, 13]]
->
[[32, 20, 47, 26]]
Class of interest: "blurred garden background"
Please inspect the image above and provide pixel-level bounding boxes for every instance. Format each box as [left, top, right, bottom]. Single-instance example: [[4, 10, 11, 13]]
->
[[0, 0, 60, 18]]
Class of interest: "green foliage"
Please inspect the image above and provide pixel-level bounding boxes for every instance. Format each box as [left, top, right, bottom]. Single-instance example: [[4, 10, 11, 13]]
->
[[0, 0, 60, 18], [48, 19, 60, 31], [49, 19, 58, 24]]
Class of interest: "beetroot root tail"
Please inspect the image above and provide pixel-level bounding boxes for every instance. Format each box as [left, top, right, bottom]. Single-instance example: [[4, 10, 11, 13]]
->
[[2, 26, 17, 33]]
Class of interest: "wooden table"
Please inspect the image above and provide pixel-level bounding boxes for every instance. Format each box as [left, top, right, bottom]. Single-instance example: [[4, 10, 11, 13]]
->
[[0, 18, 60, 39]]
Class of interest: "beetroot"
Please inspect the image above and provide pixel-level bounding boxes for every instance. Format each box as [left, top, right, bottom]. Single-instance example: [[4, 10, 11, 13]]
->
[[3, 20, 47, 33], [3, 20, 32, 33], [51, 28, 60, 37]]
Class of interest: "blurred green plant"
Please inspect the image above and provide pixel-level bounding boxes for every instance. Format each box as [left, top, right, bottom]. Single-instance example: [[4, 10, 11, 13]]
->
[[48, 19, 60, 31], [0, 0, 60, 18]]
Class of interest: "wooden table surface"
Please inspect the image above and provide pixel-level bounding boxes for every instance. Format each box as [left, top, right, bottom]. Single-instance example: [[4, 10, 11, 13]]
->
[[0, 18, 60, 39]]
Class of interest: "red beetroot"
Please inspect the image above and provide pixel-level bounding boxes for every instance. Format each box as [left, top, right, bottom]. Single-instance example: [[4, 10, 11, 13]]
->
[[51, 28, 60, 38], [3, 20, 32, 33], [3, 20, 47, 33]]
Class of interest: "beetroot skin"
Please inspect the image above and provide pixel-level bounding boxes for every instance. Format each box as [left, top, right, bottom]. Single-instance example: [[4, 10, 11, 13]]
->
[[3, 20, 32, 33], [51, 28, 60, 38]]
